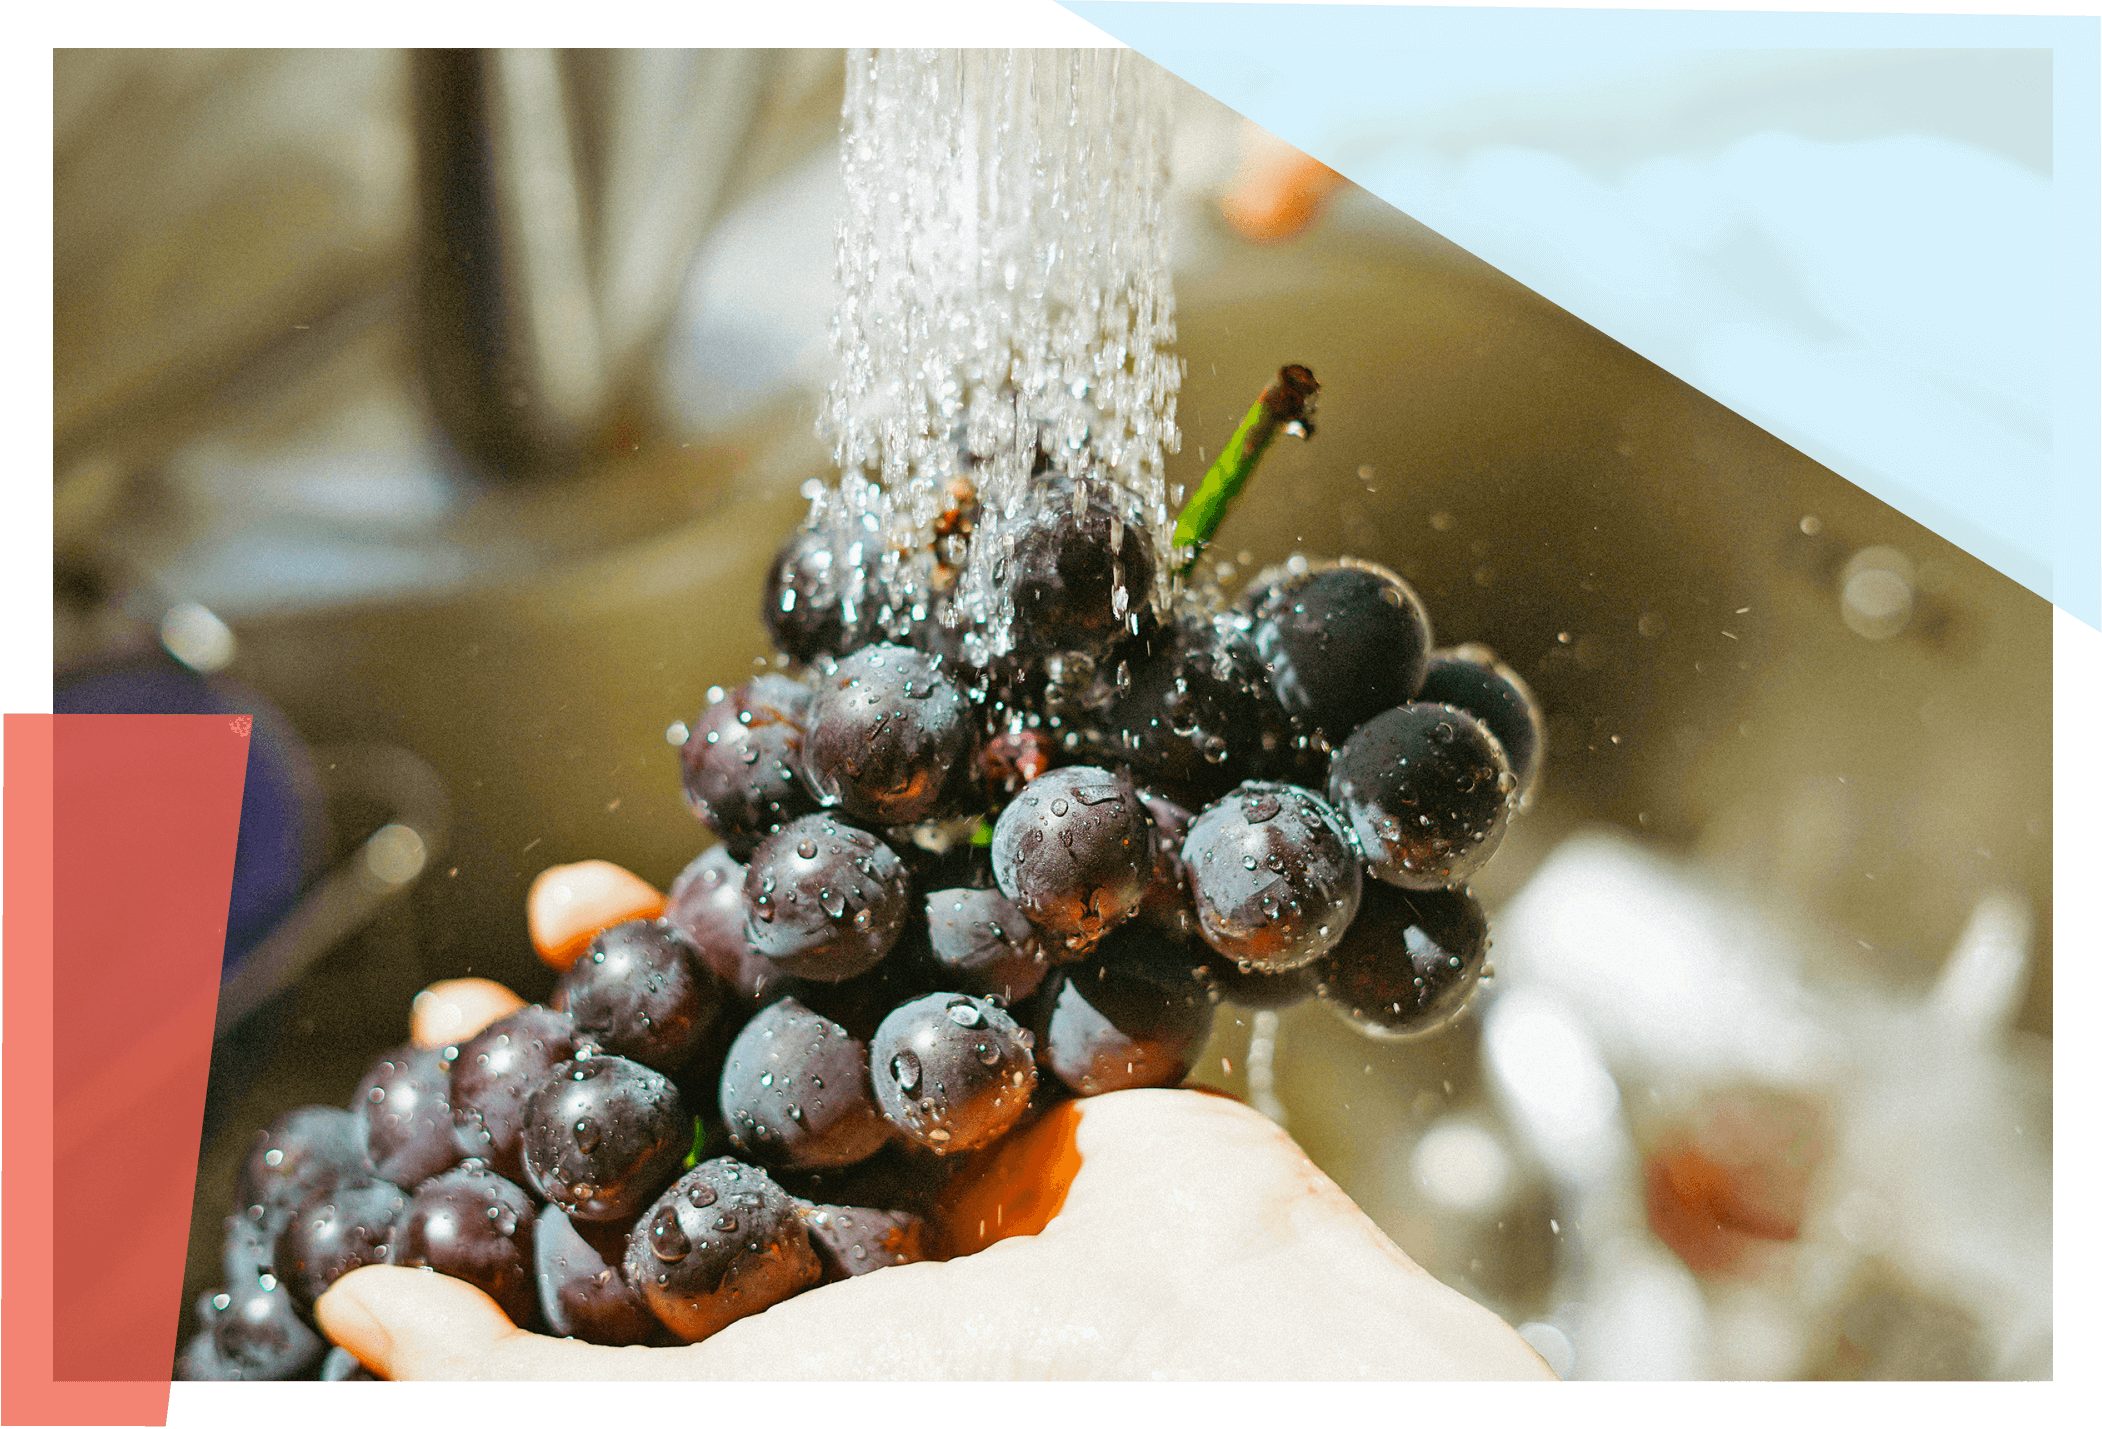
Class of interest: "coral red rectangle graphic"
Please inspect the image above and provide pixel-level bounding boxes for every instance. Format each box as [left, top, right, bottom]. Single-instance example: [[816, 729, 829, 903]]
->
[[4, 715, 249, 1425]]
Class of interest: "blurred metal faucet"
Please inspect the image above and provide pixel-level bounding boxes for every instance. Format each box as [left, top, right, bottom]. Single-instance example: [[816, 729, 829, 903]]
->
[[411, 49, 823, 479]]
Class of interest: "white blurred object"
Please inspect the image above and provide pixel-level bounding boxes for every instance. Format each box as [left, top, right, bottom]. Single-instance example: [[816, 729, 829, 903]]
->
[[1483, 987, 1625, 1188], [1411, 1117, 1514, 1215], [1838, 545, 1917, 641], [1927, 888, 2033, 1039], [1487, 829, 2050, 1379], [158, 601, 237, 673], [1573, 1234, 1714, 1381], [1514, 1321, 1576, 1379], [1482, 984, 1712, 1380], [1492, 829, 1842, 1091]]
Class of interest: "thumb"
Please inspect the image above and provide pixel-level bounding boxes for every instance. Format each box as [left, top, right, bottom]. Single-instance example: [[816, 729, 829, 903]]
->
[[317, 1265, 651, 1380]]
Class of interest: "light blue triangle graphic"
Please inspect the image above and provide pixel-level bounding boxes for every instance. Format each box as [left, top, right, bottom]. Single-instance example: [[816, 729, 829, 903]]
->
[[1065, 3, 2100, 628]]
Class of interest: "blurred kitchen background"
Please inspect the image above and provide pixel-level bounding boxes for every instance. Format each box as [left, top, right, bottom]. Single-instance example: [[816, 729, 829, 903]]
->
[[53, 50, 2050, 1380]]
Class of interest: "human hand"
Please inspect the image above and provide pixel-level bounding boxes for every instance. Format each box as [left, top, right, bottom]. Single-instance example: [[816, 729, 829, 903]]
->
[[319, 980, 1552, 1381]]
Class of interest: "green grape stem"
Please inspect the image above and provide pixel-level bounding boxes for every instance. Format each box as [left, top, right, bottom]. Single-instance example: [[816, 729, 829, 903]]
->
[[1173, 364, 1320, 574]]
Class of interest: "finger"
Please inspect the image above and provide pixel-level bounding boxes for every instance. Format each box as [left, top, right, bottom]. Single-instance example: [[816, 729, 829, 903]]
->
[[1219, 121, 1346, 246], [318, 1265, 690, 1380], [410, 978, 526, 1049], [529, 860, 666, 971]]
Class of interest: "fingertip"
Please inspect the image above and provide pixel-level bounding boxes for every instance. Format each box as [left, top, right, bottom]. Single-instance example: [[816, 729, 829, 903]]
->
[[317, 1264, 520, 1380], [313, 1267, 396, 1375], [1219, 123, 1345, 246], [529, 860, 666, 971], [411, 978, 526, 1049]]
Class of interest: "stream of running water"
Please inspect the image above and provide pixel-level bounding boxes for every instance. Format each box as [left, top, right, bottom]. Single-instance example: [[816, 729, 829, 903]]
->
[[807, 48, 1183, 669]]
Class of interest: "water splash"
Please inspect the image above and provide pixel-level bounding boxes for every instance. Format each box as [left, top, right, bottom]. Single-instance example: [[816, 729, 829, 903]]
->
[[810, 49, 1183, 667]]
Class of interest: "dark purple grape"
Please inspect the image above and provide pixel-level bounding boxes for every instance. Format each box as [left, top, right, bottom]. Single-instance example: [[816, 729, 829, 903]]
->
[[624, 1159, 821, 1344], [989, 766, 1152, 956], [556, 919, 720, 1072], [1327, 703, 1515, 891], [177, 1281, 324, 1381], [743, 813, 912, 981], [796, 644, 977, 826], [1089, 612, 1284, 797], [521, 1055, 691, 1222], [177, 1325, 242, 1381], [763, 527, 879, 663], [720, 998, 889, 1170], [787, 942, 945, 1044], [449, 1004, 579, 1185], [666, 845, 801, 1002], [273, 1174, 409, 1314], [1416, 644, 1546, 807], [1247, 558, 1432, 744], [922, 887, 1050, 1003], [533, 1203, 661, 1346], [388, 1167, 538, 1327], [1037, 926, 1215, 1096], [1182, 781, 1363, 972], [680, 675, 819, 858], [869, 993, 1036, 1154], [235, 1106, 372, 1241], [222, 1210, 276, 1290], [1313, 883, 1489, 1039], [353, 1045, 465, 1189], [796, 1202, 928, 1283], [319, 1345, 379, 1380], [1000, 483, 1155, 662], [1132, 788, 1201, 943]]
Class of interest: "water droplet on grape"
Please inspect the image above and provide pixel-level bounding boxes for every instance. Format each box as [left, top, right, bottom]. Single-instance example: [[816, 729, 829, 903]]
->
[[648, 1208, 691, 1261]]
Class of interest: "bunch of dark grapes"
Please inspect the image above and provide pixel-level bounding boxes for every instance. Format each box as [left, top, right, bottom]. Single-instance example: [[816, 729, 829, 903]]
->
[[186, 406, 1542, 1380]]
